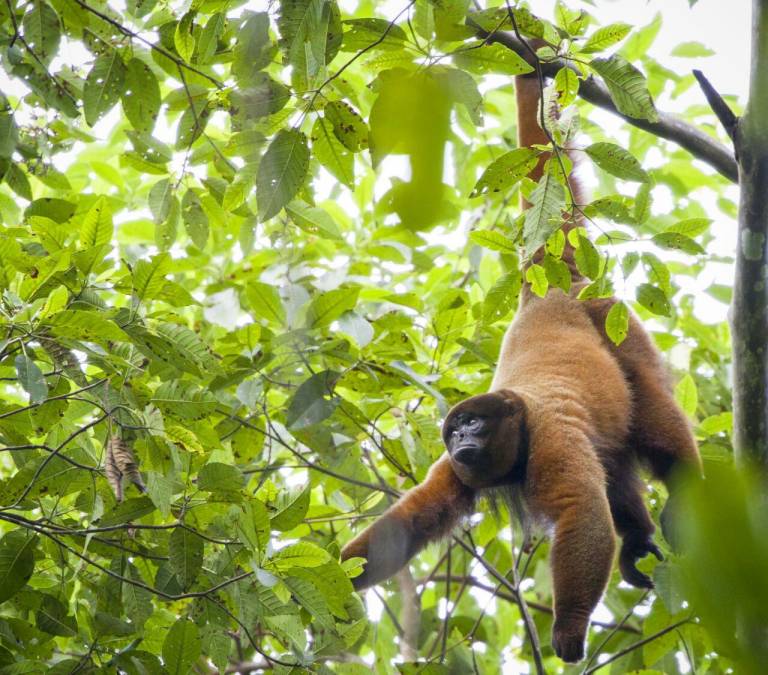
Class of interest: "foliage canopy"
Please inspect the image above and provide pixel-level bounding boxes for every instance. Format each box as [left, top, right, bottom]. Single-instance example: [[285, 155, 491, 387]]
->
[[0, 0, 759, 673]]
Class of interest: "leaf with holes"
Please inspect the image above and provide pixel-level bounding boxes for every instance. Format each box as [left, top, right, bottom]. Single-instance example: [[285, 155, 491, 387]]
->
[[84, 51, 127, 126], [605, 301, 629, 345], [585, 142, 649, 182], [590, 55, 657, 122], [80, 196, 113, 249], [652, 232, 705, 255], [471, 148, 539, 198], [523, 171, 566, 255], [324, 101, 368, 152], [453, 42, 534, 76], [311, 117, 354, 187], [574, 234, 601, 280], [636, 283, 671, 316], [23, 1, 61, 65], [123, 58, 161, 134], [256, 129, 309, 221], [581, 22, 631, 53]]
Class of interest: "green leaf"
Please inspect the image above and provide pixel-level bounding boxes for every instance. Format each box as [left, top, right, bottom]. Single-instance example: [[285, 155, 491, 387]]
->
[[174, 11, 196, 62], [271, 483, 311, 530], [152, 380, 217, 420], [636, 283, 671, 316], [233, 12, 274, 81], [0, 530, 36, 604], [286, 200, 342, 240], [542, 254, 571, 292], [149, 178, 173, 224], [256, 129, 310, 221], [469, 230, 517, 254], [574, 234, 601, 280], [198, 462, 244, 492], [14, 354, 48, 404], [671, 41, 715, 58], [482, 271, 522, 323], [652, 232, 705, 255], [36, 595, 77, 636], [99, 496, 156, 527], [84, 51, 127, 126], [581, 23, 631, 53], [246, 281, 285, 324], [634, 182, 652, 223], [523, 171, 566, 255], [675, 373, 698, 418], [80, 196, 113, 249], [590, 55, 658, 122], [307, 287, 359, 327], [311, 117, 354, 187], [285, 373, 338, 430], [585, 142, 649, 182], [605, 301, 629, 346], [270, 542, 330, 571], [452, 42, 534, 76], [665, 218, 711, 237], [554, 67, 579, 107], [133, 252, 171, 302], [197, 12, 224, 65], [525, 264, 548, 297], [0, 112, 19, 157], [123, 58, 161, 134], [324, 101, 368, 152], [471, 148, 539, 198], [338, 311, 374, 347], [163, 619, 201, 675], [169, 527, 204, 589], [181, 189, 209, 249], [23, 1, 61, 65]]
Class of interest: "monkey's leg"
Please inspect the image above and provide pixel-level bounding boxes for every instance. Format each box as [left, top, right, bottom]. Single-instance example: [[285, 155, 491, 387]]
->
[[529, 454, 615, 663], [605, 462, 663, 589], [340, 455, 475, 590]]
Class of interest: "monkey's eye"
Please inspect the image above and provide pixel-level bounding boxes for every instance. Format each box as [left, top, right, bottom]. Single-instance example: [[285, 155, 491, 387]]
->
[[466, 417, 480, 429]]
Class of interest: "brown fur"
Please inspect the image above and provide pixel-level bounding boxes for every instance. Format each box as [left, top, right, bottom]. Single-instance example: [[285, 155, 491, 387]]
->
[[341, 73, 701, 664]]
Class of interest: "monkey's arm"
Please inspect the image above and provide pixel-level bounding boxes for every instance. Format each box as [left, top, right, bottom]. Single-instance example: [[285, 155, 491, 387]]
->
[[340, 455, 475, 590], [528, 441, 616, 663]]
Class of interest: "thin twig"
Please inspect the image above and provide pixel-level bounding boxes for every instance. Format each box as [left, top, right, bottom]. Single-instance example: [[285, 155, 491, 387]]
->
[[693, 69, 739, 143]]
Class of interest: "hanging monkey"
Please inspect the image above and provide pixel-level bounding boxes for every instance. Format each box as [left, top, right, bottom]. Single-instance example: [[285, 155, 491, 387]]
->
[[341, 71, 702, 663]]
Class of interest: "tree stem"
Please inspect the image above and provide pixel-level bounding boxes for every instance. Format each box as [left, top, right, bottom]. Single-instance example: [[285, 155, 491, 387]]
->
[[733, 0, 768, 466]]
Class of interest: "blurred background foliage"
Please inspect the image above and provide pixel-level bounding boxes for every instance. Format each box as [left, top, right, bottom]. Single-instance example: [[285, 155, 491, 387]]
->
[[0, 0, 761, 672]]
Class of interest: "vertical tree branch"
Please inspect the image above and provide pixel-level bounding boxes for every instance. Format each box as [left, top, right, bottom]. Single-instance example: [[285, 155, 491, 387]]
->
[[733, 0, 768, 467]]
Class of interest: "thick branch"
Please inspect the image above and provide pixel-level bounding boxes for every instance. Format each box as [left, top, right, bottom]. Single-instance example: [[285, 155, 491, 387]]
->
[[473, 26, 739, 183]]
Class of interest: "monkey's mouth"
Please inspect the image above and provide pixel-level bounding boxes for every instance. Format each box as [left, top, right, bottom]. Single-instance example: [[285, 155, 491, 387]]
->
[[453, 445, 482, 465]]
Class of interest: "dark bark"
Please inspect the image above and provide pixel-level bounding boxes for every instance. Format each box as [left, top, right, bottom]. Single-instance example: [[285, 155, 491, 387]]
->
[[733, 0, 768, 466]]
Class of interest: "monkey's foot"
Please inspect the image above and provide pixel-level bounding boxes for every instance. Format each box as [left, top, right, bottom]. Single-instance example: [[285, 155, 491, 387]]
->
[[619, 537, 663, 589], [552, 621, 586, 663]]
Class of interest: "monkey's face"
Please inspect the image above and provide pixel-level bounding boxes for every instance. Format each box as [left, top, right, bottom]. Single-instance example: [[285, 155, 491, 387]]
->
[[442, 390, 528, 488]]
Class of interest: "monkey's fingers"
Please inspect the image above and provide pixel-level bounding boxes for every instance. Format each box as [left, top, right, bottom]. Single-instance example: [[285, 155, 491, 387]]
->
[[619, 538, 662, 589]]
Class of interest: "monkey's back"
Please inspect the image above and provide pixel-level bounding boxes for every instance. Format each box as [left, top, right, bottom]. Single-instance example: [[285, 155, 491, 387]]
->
[[490, 289, 631, 452]]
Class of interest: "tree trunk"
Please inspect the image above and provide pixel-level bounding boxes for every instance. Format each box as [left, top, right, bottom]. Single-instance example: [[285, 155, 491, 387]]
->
[[733, 0, 768, 466]]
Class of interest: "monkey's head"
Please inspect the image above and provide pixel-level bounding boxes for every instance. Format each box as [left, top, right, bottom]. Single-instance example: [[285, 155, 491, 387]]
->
[[442, 389, 529, 489]]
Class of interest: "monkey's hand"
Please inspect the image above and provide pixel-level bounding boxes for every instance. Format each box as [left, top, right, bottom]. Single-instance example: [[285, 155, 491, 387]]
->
[[619, 536, 664, 589], [340, 455, 475, 591], [341, 515, 417, 591]]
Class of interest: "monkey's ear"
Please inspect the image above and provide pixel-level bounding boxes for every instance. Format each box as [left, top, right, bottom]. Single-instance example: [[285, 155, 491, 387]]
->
[[496, 388, 527, 414]]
